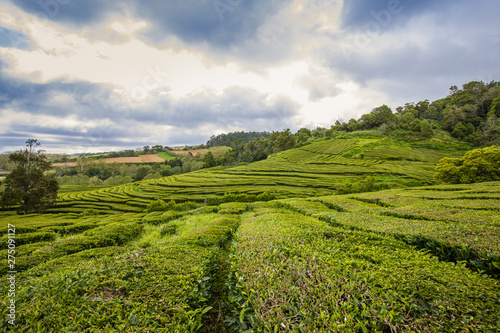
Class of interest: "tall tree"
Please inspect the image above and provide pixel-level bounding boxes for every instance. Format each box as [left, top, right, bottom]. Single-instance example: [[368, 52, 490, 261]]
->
[[202, 151, 217, 168], [0, 139, 59, 214]]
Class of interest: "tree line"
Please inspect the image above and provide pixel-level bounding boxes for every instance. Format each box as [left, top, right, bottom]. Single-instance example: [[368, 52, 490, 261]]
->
[[328, 80, 500, 145]]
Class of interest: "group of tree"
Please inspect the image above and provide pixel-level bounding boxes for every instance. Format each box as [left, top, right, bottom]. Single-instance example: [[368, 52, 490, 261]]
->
[[329, 80, 500, 145], [434, 146, 500, 184], [206, 131, 269, 148], [0, 140, 59, 214], [206, 127, 327, 166]]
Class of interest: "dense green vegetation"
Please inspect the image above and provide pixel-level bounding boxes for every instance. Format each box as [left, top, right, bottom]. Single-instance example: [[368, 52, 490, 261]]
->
[[227, 206, 499, 332], [1, 181, 499, 331], [1, 140, 59, 214], [39, 134, 469, 216], [206, 131, 269, 148], [329, 81, 500, 146], [435, 146, 500, 184]]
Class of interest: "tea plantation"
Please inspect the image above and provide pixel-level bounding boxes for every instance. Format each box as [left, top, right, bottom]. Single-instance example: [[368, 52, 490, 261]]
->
[[1, 136, 499, 332]]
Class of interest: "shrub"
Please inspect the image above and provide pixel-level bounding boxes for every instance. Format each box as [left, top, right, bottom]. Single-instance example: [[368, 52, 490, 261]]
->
[[0, 231, 56, 249], [435, 146, 500, 184], [159, 224, 177, 237]]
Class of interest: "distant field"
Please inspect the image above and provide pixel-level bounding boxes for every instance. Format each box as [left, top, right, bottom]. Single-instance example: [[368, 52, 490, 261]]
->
[[170, 146, 230, 157], [171, 148, 209, 156], [53, 154, 165, 167], [156, 151, 176, 160]]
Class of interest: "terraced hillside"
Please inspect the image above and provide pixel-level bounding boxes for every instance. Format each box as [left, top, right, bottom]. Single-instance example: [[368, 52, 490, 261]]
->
[[3, 135, 499, 331], [0, 182, 499, 331], [51, 135, 470, 214]]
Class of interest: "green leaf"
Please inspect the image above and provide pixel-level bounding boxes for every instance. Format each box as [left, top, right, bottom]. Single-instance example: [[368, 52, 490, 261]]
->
[[201, 306, 213, 315], [239, 307, 246, 323], [492, 262, 500, 269]]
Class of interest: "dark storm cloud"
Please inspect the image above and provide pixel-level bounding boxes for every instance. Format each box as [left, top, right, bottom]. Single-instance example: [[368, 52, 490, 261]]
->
[[10, 0, 120, 26], [0, 74, 113, 119], [10, 0, 290, 49], [133, 0, 289, 48], [326, 0, 500, 105], [340, 0, 443, 30]]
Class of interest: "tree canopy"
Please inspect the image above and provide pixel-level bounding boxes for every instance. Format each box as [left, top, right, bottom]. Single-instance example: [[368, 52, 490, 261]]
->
[[0, 139, 59, 214], [434, 146, 500, 184]]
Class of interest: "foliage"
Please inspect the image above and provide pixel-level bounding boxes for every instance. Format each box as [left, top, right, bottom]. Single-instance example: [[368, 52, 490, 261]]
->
[[0, 213, 238, 331], [224, 208, 500, 332], [146, 199, 198, 212], [202, 151, 217, 168], [327, 80, 500, 145], [206, 131, 268, 147], [0, 139, 59, 214], [435, 146, 500, 184]]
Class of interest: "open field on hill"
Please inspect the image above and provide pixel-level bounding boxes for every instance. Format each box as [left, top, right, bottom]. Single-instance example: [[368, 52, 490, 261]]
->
[[171, 149, 209, 156], [53, 154, 165, 167], [170, 146, 231, 158], [1, 181, 499, 331], [156, 151, 176, 160]]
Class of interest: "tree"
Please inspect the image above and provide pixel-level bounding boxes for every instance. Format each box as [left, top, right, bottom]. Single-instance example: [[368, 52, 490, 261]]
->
[[489, 94, 500, 118], [442, 105, 466, 131], [420, 119, 433, 138], [203, 151, 217, 168], [481, 114, 500, 144], [135, 166, 152, 181], [273, 129, 295, 152], [434, 146, 500, 184], [0, 139, 59, 214], [369, 105, 395, 128]]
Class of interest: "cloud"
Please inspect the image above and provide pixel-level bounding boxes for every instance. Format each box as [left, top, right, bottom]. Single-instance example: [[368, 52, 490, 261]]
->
[[340, 0, 443, 30], [1, 0, 500, 153], [0, 60, 301, 152], [10, 0, 121, 26], [322, 0, 500, 105]]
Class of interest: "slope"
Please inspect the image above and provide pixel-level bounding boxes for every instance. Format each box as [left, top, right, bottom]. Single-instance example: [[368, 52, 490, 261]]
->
[[50, 133, 471, 214]]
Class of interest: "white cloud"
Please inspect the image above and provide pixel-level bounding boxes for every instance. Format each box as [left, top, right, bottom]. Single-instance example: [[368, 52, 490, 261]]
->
[[1, 0, 499, 152]]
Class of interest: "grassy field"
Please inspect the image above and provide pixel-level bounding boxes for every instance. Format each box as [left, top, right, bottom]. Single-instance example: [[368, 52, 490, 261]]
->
[[156, 151, 176, 160], [53, 154, 165, 167], [1, 136, 499, 331]]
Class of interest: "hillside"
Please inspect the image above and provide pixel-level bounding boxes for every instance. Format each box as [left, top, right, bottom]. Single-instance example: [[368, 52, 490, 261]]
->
[[0, 182, 499, 331], [2, 134, 500, 332], [50, 133, 470, 214]]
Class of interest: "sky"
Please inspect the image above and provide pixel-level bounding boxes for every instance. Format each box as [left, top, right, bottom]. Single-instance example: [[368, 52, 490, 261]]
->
[[0, 0, 499, 153]]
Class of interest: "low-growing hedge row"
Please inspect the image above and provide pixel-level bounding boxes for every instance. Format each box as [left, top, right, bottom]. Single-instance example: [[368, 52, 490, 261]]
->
[[0, 213, 240, 332], [276, 190, 500, 278], [0, 231, 56, 249], [224, 208, 500, 332]]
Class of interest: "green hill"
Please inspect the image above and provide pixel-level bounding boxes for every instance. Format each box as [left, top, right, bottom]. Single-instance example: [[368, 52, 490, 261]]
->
[[50, 133, 471, 214], [2, 132, 500, 332]]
